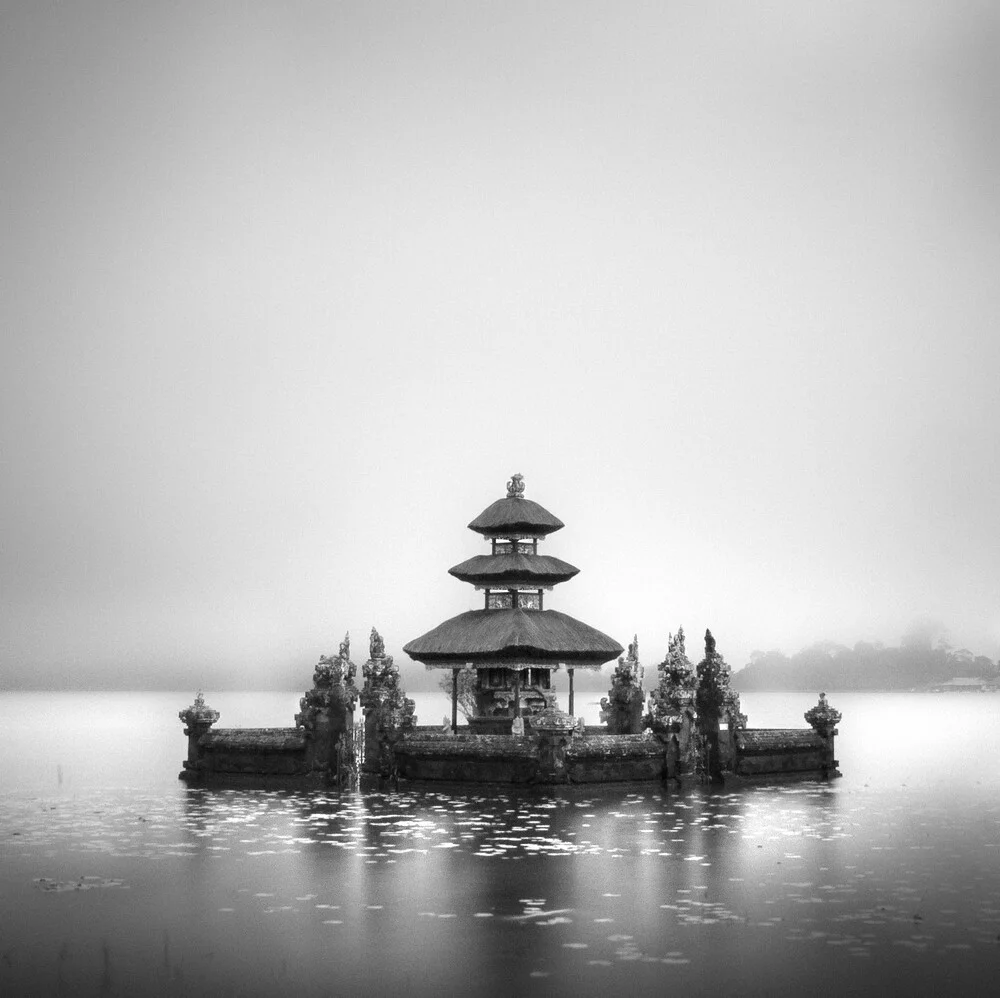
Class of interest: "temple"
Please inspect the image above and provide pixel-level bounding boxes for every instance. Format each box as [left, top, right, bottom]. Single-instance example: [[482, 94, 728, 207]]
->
[[403, 473, 623, 732], [178, 474, 841, 785]]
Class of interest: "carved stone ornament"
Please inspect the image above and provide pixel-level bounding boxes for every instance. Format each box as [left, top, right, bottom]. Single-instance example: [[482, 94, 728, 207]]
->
[[804, 692, 842, 737], [178, 691, 220, 735], [506, 473, 525, 499], [627, 634, 639, 664], [296, 637, 360, 731], [531, 705, 578, 735], [360, 640, 415, 736], [369, 627, 386, 661], [704, 629, 717, 657]]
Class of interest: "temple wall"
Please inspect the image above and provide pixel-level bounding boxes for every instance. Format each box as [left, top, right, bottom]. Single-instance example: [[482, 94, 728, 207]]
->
[[389, 725, 837, 784], [179, 713, 358, 784], [565, 735, 666, 783], [181, 724, 837, 784], [394, 731, 669, 783], [197, 749, 310, 777], [181, 728, 313, 780], [735, 749, 829, 775], [395, 733, 538, 783], [733, 728, 837, 777], [179, 682, 839, 785]]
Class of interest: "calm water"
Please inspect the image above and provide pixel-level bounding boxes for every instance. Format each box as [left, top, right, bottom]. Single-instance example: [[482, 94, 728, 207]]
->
[[1, 690, 999, 997]]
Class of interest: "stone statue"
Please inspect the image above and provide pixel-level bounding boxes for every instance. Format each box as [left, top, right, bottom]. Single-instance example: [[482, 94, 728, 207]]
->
[[506, 473, 525, 499], [601, 634, 645, 734], [370, 627, 385, 660], [338, 632, 350, 662], [704, 629, 716, 657]]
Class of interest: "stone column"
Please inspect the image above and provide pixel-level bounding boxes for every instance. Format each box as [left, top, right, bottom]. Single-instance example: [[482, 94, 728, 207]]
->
[[310, 689, 353, 777], [663, 733, 680, 783], [178, 692, 220, 780], [702, 714, 723, 783], [359, 630, 415, 778], [533, 707, 577, 783], [805, 693, 842, 777], [363, 708, 381, 774]]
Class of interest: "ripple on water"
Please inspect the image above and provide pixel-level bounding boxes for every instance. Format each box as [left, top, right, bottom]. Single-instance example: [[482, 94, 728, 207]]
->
[[4, 779, 1000, 993]]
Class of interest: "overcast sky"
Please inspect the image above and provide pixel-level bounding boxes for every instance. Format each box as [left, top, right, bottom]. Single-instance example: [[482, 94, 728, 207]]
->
[[2, 1, 998, 690]]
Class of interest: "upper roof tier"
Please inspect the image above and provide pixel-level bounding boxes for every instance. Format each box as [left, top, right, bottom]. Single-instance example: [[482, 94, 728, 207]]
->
[[448, 553, 580, 588], [467, 473, 564, 537]]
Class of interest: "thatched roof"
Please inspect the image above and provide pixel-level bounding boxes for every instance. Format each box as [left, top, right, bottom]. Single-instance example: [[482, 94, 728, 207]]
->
[[403, 608, 623, 667], [468, 497, 564, 537], [448, 553, 579, 587]]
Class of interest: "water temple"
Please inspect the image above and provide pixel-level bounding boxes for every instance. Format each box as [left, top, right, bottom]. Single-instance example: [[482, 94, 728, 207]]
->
[[179, 474, 841, 786]]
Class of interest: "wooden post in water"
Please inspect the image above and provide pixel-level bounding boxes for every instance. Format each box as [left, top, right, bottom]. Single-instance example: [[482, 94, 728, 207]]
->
[[567, 667, 575, 716], [451, 668, 459, 733]]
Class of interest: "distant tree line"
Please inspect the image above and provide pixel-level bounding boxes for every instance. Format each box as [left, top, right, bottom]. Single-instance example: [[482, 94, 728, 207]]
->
[[734, 622, 999, 691]]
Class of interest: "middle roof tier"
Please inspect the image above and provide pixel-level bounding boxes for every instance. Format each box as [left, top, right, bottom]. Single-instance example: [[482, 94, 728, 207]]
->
[[448, 553, 580, 588]]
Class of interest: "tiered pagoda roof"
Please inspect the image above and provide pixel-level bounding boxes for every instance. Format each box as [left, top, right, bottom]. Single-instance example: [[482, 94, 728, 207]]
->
[[467, 497, 564, 537], [402, 608, 622, 665], [404, 474, 623, 670], [448, 553, 579, 588]]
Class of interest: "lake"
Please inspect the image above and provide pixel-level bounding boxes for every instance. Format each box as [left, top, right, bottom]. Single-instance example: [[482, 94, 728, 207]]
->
[[2, 690, 999, 996]]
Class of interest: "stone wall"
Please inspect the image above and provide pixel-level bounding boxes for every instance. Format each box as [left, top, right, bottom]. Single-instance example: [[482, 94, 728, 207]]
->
[[191, 728, 310, 778], [178, 679, 840, 786], [178, 688, 357, 785], [391, 721, 837, 785], [734, 728, 837, 777], [395, 733, 539, 783], [393, 728, 671, 784], [565, 735, 667, 783]]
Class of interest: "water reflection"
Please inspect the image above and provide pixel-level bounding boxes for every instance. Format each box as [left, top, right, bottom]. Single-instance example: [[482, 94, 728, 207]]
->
[[5, 691, 1000, 995]]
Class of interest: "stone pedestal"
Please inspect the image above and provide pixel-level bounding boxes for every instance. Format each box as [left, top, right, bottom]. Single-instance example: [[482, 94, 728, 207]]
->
[[805, 693, 842, 777], [533, 706, 578, 782]]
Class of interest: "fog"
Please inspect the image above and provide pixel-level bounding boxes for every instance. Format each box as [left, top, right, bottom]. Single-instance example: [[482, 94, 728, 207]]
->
[[2, 1, 998, 691]]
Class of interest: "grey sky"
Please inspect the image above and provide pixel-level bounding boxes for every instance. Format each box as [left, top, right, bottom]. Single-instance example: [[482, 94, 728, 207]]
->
[[2, 1, 998, 690]]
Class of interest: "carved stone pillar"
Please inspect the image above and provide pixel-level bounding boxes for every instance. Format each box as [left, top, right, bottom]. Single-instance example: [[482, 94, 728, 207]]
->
[[309, 688, 353, 776], [533, 706, 577, 782], [178, 692, 220, 779], [805, 693, 842, 777]]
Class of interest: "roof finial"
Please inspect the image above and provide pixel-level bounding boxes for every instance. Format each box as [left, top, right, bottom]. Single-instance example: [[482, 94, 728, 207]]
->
[[506, 473, 525, 499]]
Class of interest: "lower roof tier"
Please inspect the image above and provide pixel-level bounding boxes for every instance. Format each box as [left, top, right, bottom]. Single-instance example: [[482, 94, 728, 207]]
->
[[403, 608, 624, 669]]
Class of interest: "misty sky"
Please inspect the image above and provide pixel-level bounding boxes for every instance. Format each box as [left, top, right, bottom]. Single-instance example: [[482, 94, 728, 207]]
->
[[2, 1, 998, 690]]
